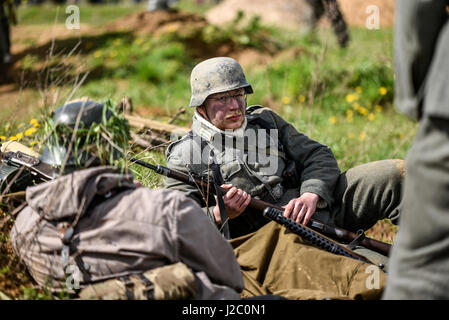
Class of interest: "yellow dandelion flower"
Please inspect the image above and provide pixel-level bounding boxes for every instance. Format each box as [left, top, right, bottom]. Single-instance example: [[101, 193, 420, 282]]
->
[[282, 96, 291, 105], [375, 105, 383, 113], [379, 87, 387, 95], [0, 136, 5, 140], [109, 50, 118, 58], [30, 141, 39, 146], [368, 113, 376, 121], [94, 50, 102, 58], [359, 132, 367, 141], [8, 136, 17, 141], [25, 127, 37, 136], [358, 106, 369, 116], [347, 132, 355, 139], [345, 94, 358, 103], [329, 116, 337, 124], [355, 86, 362, 94], [16, 132, 24, 140], [298, 95, 306, 103], [30, 119, 40, 128]]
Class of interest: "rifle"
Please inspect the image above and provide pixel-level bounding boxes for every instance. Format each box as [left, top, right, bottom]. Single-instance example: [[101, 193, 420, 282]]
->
[[128, 158, 392, 257], [0, 150, 391, 258]]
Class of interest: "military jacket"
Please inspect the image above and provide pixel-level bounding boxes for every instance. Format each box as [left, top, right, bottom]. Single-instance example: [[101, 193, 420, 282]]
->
[[165, 106, 341, 237]]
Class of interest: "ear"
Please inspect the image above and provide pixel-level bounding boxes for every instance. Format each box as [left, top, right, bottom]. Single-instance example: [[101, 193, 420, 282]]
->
[[196, 106, 207, 119]]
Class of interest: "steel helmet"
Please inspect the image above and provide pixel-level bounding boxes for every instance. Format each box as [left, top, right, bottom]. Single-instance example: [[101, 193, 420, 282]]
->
[[189, 57, 253, 107], [39, 99, 113, 167]]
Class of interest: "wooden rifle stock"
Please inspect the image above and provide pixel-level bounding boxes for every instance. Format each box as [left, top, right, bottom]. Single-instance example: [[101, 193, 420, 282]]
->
[[130, 158, 392, 257]]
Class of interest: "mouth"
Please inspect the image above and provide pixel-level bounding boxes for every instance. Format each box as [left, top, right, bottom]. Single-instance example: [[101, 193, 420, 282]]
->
[[227, 114, 242, 122]]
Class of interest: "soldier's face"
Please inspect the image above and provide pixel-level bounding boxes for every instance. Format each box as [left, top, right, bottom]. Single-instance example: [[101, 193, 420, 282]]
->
[[199, 89, 246, 130]]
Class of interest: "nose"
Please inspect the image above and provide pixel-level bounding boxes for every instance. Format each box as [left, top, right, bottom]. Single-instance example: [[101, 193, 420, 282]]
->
[[227, 96, 240, 110]]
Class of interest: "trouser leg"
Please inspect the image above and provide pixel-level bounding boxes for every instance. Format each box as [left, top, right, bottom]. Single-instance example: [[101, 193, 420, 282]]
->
[[322, 0, 350, 47], [384, 117, 449, 299], [302, 0, 325, 32], [332, 159, 405, 232]]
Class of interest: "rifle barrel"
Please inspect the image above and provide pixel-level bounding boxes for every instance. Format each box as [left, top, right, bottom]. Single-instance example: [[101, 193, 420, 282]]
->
[[250, 197, 391, 256], [263, 207, 372, 264]]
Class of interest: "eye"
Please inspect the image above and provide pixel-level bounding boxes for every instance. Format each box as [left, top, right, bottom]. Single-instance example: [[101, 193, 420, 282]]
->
[[217, 96, 227, 102]]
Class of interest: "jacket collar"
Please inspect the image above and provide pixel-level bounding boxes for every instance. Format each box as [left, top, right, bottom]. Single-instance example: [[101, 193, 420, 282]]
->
[[192, 110, 247, 142]]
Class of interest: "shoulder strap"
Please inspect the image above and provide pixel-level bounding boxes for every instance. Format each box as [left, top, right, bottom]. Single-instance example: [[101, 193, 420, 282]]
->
[[187, 131, 230, 239]]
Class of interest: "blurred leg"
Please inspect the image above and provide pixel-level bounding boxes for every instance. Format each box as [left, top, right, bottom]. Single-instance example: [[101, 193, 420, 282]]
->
[[384, 117, 449, 299]]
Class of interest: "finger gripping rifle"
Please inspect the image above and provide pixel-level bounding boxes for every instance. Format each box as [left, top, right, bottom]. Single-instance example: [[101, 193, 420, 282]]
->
[[130, 158, 392, 257]]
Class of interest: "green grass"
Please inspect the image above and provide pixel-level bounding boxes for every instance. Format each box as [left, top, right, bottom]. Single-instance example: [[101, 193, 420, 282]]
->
[[15, 0, 219, 26], [16, 2, 146, 26]]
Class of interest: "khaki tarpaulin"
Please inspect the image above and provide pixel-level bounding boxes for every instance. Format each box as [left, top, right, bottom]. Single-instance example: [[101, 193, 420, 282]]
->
[[231, 221, 386, 300]]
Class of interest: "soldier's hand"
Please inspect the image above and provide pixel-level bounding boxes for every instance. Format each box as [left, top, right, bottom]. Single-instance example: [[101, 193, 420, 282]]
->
[[282, 192, 319, 225], [213, 184, 251, 224]]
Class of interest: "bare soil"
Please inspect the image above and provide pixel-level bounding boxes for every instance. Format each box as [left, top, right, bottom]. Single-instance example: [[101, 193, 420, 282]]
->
[[105, 9, 208, 36], [206, 0, 395, 29]]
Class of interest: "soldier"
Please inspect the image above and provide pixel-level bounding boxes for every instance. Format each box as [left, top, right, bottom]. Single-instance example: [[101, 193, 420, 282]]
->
[[302, 0, 350, 48], [9, 99, 244, 299], [165, 57, 403, 262], [384, 0, 449, 299]]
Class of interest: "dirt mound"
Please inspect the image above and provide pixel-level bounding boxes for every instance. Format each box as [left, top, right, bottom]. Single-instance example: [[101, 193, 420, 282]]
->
[[206, 0, 395, 29], [106, 10, 208, 36], [105, 9, 280, 68], [206, 0, 308, 30], [339, 0, 395, 27]]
